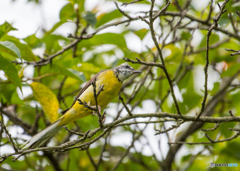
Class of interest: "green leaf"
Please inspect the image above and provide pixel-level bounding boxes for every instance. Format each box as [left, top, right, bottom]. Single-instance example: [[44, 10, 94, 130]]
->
[[0, 44, 19, 60], [46, 64, 86, 81], [112, 58, 120, 67], [222, 142, 240, 160], [164, 44, 182, 62], [134, 29, 148, 40], [222, 63, 240, 77], [68, 0, 85, 10], [79, 33, 127, 49], [0, 83, 16, 103], [199, 32, 219, 48], [30, 82, 60, 123], [68, 68, 86, 82], [210, 82, 220, 96], [0, 54, 22, 89], [228, 91, 240, 115], [11, 90, 23, 105], [219, 18, 230, 27], [220, 122, 235, 138], [23, 34, 41, 48], [42, 34, 68, 54], [0, 41, 21, 59], [181, 31, 191, 41], [178, 71, 202, 113], [78, 62, 101, 73], [181, 154, 191, 163], [117, 0, 135, 2], [83, 11, 97, 27], [60, 3, 75, 20], [45, 19, 67, 35], [95, 10, 122, 28], [18, 104, 36, 124], [15, 41, 37, 61], [0, 21, 17, 39], [1, 35, 37, 61]]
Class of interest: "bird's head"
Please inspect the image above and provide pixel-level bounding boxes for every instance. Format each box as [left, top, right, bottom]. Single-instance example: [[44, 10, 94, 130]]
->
[[114, 64, 142, 82]]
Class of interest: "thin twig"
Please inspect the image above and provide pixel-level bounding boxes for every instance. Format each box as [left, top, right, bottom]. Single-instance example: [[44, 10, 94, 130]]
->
[[119, 96, 133, 116], [201, 123, 220, 131], [86, 149, 97, 169], [225, 48, 240, 56], [122, 0, 143, 6], [3, 112, 240, 162], [115, 2, 132, 20], [110, 133, 139, 171], [149, 0, 182, 115], [229, 110, 234, 117], [63, 126, 85, 137], [0, 112, 18, 152], [196, 0, 229, 120], [92, 79, 104, 128], [123, 57, 163, 68], [95, 132, 109, 171], [155, 120, 184, 135]]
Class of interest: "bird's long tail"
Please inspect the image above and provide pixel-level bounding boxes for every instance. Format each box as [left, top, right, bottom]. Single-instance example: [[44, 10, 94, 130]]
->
[[21, 119, 62, 149]]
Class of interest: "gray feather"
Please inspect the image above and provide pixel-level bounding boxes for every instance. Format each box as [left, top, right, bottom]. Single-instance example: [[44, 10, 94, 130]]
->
[[21, 120, 62, 149]]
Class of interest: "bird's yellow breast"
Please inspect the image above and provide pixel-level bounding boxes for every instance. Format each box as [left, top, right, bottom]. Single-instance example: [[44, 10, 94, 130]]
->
[[58, 70, 122, 125]]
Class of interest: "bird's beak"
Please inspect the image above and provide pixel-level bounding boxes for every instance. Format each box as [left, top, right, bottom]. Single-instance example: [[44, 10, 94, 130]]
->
[[132, 69, 142, 74]]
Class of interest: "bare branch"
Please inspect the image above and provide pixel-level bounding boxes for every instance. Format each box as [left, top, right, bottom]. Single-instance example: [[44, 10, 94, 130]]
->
[[92, 79, 104, 128], [225, 48, 240, 56], [148, 0, 182, 115], [196, 0, 229, 120], [122, 0, 143, 6], [155, 120, 184, 135], [114, 2, 132, 20], [169, 130, 240, 145], [119, 96, 133, 116], [201, 123, 220, 131], [123, 57, 163, 68], [0, 112, 18, 152]]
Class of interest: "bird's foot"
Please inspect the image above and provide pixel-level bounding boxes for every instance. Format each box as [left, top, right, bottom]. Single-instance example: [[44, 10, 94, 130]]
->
[[92, 105, 105, 123], [93, 105, 101, 116]]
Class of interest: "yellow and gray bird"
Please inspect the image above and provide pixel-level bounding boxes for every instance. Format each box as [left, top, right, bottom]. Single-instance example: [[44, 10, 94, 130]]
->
[[21, 64, 141, 149]]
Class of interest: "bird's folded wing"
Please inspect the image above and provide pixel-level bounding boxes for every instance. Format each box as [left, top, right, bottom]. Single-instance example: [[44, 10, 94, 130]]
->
[[61, 70, 106, 115]]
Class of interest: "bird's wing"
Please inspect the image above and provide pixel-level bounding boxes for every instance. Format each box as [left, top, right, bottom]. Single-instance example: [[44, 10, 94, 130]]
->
[[61, 70, 106, 115]]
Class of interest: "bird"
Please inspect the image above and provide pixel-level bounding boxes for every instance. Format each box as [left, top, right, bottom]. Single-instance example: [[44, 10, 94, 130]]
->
[[21, 64, 142, 149]]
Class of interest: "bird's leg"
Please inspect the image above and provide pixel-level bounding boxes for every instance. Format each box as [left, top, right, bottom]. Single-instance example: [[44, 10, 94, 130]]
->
[[93, 105, 101, 116], [102, 111, 106, 123], [92, 105, 105, 123]]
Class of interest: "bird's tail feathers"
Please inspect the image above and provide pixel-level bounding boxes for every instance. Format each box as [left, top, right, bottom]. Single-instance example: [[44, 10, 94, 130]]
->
[[21, 119, 62, 149]]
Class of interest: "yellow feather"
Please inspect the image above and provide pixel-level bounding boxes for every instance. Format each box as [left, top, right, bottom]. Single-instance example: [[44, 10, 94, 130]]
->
[[58, 70, 122, 125]]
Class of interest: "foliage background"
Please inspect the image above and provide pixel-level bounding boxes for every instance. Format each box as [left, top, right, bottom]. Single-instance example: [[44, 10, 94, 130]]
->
[[1, 0, 240, 170]]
